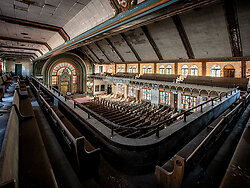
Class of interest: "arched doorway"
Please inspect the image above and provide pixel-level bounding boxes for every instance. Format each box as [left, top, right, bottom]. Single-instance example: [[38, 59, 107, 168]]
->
[[51, 62, 77, 93], [223, 64, 235, 77], [42, 52, 87, 93]]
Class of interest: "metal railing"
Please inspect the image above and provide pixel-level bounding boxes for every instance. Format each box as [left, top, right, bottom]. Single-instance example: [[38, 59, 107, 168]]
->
[[31, 76, 239, 138]]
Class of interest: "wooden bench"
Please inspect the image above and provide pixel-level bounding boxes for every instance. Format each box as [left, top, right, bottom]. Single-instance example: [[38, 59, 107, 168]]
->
[[38, 92, 100, 175], [155, 101, 243, 188], [0, 105, 19, 188], [13, 87, 58, 188]]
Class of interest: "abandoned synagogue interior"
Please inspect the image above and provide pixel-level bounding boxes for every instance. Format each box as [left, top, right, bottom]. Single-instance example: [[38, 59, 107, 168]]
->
[[0, 0, 250, 187]]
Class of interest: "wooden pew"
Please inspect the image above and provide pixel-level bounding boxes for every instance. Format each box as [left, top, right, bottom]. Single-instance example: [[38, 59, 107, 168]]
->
[[0, 105, 19, 188], [155, 102, 243, 188]]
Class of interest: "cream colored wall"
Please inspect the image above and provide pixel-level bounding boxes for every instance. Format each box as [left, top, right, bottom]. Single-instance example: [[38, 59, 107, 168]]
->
[[178, 62, 202, 76], [206, 61, 241, 78], [5, 58, 33, 76]]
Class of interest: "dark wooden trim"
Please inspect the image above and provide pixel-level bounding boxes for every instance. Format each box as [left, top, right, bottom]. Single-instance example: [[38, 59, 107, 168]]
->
[[105, 38, 125, 62], [154, 62, 157, 73], [224, 0, 242, 57], [202, 61, 206, 76], [0, 46, 43, 55], [120, 33, 141, 61], [0, 36, 51, 51], [174, 62, 178, 74], [241, 61, 246, 78], [94, 42, 112, 62], [125, 63, 128, 72], [172, 15, 194, 59], [0, 51, 37, 58], [86, 45, 101, 63], [113, 56, 250, 64], [141, 25, 163, 60], [138, 63, 140, 73], [0, 15, 70, 42]]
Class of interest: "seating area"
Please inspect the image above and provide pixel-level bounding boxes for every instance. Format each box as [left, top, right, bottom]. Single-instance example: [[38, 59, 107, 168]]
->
[[155, 100, 244, 188], [30, 79, 100, 175], [182, 75, 249, 90], [0, 76, 57, 188], [139, 73, 180, 82], [0, 72, 13, 101], [81, 94, 183, 138]]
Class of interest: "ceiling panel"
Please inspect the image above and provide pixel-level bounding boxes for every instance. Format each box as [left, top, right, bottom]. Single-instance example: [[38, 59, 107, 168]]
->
[[88, 42, 109, 62], [124, 27, 158, 61], [237, 0, 250, 56], [108, 34, 137, 62], [180, 3, 231, 58], [147, 19, 188, 60]]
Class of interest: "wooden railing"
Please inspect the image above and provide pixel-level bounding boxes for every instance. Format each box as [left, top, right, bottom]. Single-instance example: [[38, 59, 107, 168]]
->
[[31, 77, 239, 138]]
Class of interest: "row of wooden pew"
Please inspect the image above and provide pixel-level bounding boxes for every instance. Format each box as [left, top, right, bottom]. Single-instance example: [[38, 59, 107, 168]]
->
[[182, 75, 249, 90], [82, 96, 183, 138], [0, 72, 13, 101], [30, 78, 100, 177], [155, 96, 247, 188], [0, 76, 57, 188]]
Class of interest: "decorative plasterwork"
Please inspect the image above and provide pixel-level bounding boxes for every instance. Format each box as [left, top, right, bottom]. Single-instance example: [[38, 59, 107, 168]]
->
[[110, 0, 138, 14]]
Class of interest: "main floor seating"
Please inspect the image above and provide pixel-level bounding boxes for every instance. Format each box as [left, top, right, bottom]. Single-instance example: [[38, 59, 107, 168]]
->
[[81, 95, 184, 138]]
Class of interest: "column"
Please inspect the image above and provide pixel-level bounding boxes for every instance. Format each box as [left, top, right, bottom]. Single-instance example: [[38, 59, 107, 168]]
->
[[202, 61, 206, 76], [151, 88, 159, 105]]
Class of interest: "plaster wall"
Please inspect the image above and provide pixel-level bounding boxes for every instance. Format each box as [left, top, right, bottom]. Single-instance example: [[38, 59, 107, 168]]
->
[[5, 58, 33, 76]]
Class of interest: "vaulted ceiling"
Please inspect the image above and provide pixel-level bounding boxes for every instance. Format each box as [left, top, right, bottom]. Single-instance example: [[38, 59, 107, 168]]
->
[[0, 0, 249, 63]]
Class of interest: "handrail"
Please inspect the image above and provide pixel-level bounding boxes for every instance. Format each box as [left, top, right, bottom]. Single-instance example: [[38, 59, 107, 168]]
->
[[31, 76, 239, 138]]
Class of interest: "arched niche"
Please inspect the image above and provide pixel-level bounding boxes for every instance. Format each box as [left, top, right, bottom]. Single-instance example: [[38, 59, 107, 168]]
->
[[41, 52, 87, 93], [223, 64, 235, 78]]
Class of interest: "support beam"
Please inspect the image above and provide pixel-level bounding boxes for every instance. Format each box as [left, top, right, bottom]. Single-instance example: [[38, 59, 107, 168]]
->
[[141, 25, 163, 60], [0, 36, 51, 51], [0, 15, 70, 42], [202, 62, 206, 76], [224, 0, 242, 57], [172, 15, 194, 59], [241, 61, 246, 78], [86, 45, 101, 63], [94, 42, 112, 62], [0, 50, 38, 58], [105, 38, 125, 62], [0, 46, 43, 55], [120, 33, 141, 61]]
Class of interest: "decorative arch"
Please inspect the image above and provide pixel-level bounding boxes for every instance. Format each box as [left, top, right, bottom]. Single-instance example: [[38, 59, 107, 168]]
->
[[147, 65, 152, 73], [190, 65, 198, 76], [211, 65, 221, 77], [42, 52, 87, 93], [166, 65, 172, 75], [181, 65, 188, 76], [159, 65, 164, 74], [223, 64, 235, 77]]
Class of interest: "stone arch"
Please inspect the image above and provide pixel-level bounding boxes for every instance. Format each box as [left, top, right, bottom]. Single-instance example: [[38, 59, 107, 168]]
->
[[184, 87, 191, 93], [164, 85, 169, 90], [42, 52, 87, 93], [200, 89, 209, 96], [177, 87, 183, 92], [209, 90, 219, 97], [192, 88, 200, 95], [223, 64, 235, 77], [170, 86, 176, 91]]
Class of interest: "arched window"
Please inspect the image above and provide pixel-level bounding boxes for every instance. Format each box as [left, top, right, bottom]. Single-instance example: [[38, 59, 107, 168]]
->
[[190, 65, 198, 76], [181, 94, 198, 110], [142, 66, 147, 74], [51, 62, 77, 85], [121, 66, 125, 72], [132, 65, 137, 73], [159, 91, 170, 105], [166, 65, 172, 75], [159, 65, 164, 74], [142, 88, 151, 100], [223, 64, 235, 77], [128, 66, 132, 73], [211, 65, 221, 77], [128, 86, 136, 97], [181, 65, 188, 76], [117, 66, 121, 73], [109, 66, 113, 73], [147, 65, 152, 73]]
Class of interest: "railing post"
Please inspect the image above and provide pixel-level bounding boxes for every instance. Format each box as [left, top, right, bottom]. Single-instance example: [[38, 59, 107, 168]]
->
[[156, 125, 159, 137], [220, 94, 222, 101], [201, 104, 203, 112], [58, 92, 60, 96], [226, 93, 228, 98], [73, 101, 76, 108], [184, 113, 186, 122], [64, 95, 67, 101], [212, 99, 214, 106], [88, 113, 90, 119]]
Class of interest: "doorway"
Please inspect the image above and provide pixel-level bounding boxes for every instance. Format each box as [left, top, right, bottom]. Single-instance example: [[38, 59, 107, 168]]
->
[[15, 64, 22, 76], [224, 64, 235, 77]]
